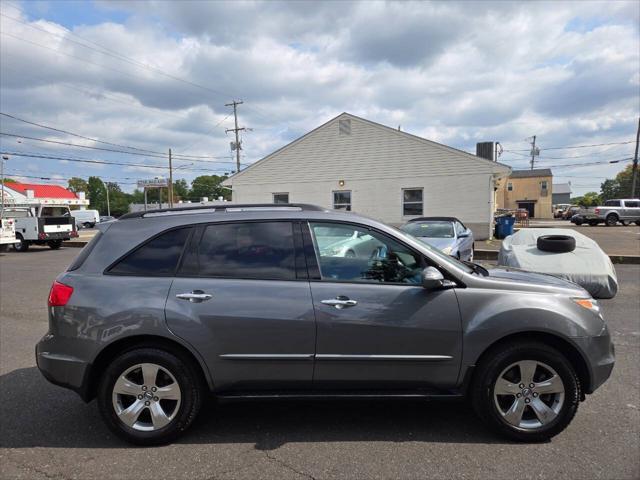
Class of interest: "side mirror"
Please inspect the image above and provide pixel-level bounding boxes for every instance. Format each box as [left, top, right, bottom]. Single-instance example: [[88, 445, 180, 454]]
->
[[458, 230, 469, 238], [422, 266, 445, 290]]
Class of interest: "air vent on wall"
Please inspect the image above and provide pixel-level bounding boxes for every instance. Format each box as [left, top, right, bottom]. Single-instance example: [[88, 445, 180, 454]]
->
[[339, 119, 351, 135]]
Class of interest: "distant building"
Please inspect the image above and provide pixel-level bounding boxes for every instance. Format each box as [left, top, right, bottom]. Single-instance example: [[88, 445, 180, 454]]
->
[[223, 112, 511, 239], [552, 183, 572, 205], [1, 182, 89, 207], [496, 169, 553, 219]]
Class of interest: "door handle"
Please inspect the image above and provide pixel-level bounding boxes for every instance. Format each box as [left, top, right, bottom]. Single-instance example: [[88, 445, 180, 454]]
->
[[176, 290, 212, 303], [321, 296, 357, 309]]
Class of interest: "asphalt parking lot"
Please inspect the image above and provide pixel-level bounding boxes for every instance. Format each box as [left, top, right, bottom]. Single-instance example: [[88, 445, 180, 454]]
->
[[1, 248, 639, 480]]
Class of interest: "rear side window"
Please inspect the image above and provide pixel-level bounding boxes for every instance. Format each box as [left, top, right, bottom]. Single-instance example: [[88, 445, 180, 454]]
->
[[604, 200, 621, 207], [109, 228, 191, 276], [196, 222, 296, 280], [68, 231, 102, 271]]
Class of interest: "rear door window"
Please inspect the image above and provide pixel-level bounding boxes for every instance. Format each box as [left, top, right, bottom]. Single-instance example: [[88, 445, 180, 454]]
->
[[195, 222, 296, 280], [109, 228, 192, 276]]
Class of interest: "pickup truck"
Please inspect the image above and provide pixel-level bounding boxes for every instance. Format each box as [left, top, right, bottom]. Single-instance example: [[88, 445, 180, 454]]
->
[[3, 205, 78, 251], [580, 199, 640, 226], [0, 217, 16, 252]]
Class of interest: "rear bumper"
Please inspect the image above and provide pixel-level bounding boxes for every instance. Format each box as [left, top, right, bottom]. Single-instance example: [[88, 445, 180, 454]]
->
[[36, 334, 91, 401], [572, 328, 615, 394]]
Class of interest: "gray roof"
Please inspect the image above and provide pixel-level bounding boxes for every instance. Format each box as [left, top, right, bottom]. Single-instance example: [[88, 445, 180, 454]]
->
[[509, 169, 552, 179], [553, 183, 572, 194]]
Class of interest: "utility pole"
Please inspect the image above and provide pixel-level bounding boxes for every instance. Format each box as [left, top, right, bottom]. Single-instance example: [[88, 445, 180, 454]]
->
[[168, 148, 174, 208], [225, 100, 245, 173], [0, 155, 8, 219], [530, 135, 538, 170], [104, 183, 110, 217], [632, 118, 639, 198]]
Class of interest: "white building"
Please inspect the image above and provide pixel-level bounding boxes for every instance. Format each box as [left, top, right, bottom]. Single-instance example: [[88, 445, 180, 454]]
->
[[223, 113, 511, 239]]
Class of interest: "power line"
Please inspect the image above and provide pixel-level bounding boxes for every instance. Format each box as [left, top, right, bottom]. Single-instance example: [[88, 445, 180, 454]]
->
[[0, 7, 273, 123], [0, 132, 239, 164], [503, 140, 635, 152], [0, 151, 236, 174], [0, 112, 232, 160]]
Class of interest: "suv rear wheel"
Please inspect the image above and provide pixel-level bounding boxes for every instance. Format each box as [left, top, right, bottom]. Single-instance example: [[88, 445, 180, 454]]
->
[[97, 348, 203, 445], [471, 341, 580, 442]]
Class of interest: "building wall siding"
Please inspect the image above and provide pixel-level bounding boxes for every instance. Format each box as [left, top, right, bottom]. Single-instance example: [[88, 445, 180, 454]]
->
[[232, 173, 495, 239], [228, 114, 509, 240], [496, 175, 553, 218]]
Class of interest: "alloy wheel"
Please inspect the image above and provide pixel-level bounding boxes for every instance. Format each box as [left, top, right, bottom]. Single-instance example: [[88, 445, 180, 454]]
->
[[493, 360, 565, 430], [112, 363, 182, 431]]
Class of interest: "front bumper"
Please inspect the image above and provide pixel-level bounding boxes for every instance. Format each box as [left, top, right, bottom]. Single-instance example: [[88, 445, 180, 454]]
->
[[36, 333, 91, 400], [572, 327, 615, 394]]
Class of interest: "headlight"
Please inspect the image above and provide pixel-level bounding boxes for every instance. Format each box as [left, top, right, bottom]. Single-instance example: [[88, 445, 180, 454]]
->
[[572, 297, 600, 314], [441, 246, 453, 255]]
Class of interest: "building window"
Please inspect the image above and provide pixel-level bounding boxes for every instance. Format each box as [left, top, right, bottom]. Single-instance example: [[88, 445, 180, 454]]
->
[[273, 193, 289, 204], [402, 188, 423, 216], [541, 181, 548, 190], [333, 190, 351, 211], [507, 182, 513, 191]]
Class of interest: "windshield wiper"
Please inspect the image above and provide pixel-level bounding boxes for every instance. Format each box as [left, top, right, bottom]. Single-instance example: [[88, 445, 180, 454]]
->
[[461, 260, 489, 276]]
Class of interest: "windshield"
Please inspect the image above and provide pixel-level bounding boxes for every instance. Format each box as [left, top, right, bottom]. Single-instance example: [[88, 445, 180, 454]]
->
[[390, 225, 473, 273], [401, 221, 454, 238], [41, 206, 71, 217]]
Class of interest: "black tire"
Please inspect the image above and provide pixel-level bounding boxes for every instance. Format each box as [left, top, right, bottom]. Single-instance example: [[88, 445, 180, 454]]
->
[[83, 222, 92, 229], [48, 240, 62, 250], [97, 347, 204, 446], [12, 234, 29, 252], [635, 221, 640, 226], [536, 235, 575, 253], [605, 214, 618, 226], [471, 341, 580, 442], [573, 218, 583, 226]]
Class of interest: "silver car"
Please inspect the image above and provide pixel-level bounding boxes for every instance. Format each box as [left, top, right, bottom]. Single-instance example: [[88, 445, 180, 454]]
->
[[37, 204, 614, 445], [401, 217, 475, 261]]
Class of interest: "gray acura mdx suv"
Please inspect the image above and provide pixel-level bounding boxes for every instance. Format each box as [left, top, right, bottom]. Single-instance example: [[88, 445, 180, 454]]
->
[[37, 204, 614, 445]]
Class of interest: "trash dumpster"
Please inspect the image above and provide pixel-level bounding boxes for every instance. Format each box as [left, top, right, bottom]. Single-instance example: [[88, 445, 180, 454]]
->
[[495, 215, 516, 239]]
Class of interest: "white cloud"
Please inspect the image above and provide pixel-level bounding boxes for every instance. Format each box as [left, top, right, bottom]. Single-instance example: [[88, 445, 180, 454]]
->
[[0, 0, 638, 195]]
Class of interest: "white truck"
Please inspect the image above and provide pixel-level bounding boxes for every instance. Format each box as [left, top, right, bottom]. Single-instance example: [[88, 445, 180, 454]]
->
[[72, 209, 100, 229], [0, 217, 16, 252], [3, 204, 79, 252]]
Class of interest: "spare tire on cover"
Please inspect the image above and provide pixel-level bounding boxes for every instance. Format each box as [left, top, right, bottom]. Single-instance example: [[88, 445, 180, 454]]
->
[[537, 235, 576, 253]]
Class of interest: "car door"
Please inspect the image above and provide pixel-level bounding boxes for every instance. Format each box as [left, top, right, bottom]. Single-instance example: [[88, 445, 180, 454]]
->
[[165, 220, 316, 392], [305, 221, 462, 391], [455, 221, 473, 260]]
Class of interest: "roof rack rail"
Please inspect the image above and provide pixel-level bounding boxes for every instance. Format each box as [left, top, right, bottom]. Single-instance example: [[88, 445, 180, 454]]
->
[[119, 203, 326, 220]]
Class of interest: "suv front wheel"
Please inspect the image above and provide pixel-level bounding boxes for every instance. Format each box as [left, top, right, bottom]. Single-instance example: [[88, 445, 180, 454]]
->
[[97, 347, 203, 445], [471, 341, 580, 442]]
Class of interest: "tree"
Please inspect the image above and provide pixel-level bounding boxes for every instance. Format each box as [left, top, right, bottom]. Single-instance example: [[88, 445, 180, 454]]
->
[[173, 179, 189, 201], [600, 164, 634, 201], [87, 176, 107, 214], [571, 191, 601, 207], [67, 177, 88, 194], [190, 175, 230, 201]]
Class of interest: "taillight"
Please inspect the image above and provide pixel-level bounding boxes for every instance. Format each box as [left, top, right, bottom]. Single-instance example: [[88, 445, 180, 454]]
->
[[595, 208, 599, 214], [39, 232, 47, 240], [48, 281, 74, 307]]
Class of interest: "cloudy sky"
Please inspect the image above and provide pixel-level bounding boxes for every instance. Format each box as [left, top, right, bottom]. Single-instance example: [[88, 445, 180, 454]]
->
[[0, 0, 638, 195]]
